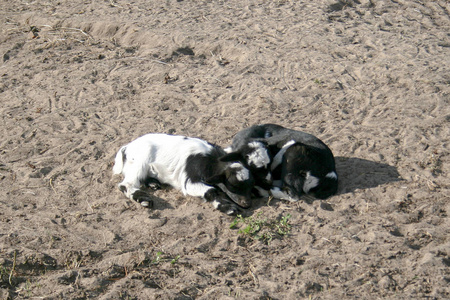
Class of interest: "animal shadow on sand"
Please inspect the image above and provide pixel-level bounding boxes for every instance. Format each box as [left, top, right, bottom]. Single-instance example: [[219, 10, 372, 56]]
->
[[247, 157, 402, 214], [334, 156, 402, 195]]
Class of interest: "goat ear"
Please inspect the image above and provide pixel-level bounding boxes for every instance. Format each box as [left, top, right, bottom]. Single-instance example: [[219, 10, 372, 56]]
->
[[204, 173, 225, 185], [219, 152, 243, 163]]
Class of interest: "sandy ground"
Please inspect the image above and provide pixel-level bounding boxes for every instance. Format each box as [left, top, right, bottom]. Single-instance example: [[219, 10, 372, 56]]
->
[[1, 0, 449, 299]]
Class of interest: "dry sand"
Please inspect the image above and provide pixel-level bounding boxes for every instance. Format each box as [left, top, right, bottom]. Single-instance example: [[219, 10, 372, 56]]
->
[[1, 0, 449, 299]]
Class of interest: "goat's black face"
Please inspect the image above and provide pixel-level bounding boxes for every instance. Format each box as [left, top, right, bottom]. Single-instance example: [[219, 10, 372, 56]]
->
[[281, 171, 307, 200], [222, 163, 255, 208], [226, 171, 254, 195], [280, 146, 313, 198], [281, 144, 337, 200], [221, 141, 272, 189], [205, 162, 255, 208], [282, 170, 338, 200]]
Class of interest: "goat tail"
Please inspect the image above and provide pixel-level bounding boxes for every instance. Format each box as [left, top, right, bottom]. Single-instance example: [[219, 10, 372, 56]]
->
[[113, 146, 126, 175]]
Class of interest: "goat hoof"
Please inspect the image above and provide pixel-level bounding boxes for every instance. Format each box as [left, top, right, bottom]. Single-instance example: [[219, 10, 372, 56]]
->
[[119, 185, 127, 193], [132, 190, 153, 208], [234, 198, 251, 209], [226, 208, 238, 216], [220, 203, 239, 215], [137, 197, 153, 208], [148, 182, 161, 191], [140, 199, 153, 208], [145, 178, 161, 191]]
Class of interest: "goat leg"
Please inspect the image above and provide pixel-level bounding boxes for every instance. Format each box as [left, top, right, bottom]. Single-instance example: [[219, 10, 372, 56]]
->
[[204, 189, 240, 216], [132, 190, 154, 208]]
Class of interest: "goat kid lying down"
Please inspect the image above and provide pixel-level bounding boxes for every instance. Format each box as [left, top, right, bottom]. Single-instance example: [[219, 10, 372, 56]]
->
[[226, 124, 338, 201], [113, 133, 255, 215]]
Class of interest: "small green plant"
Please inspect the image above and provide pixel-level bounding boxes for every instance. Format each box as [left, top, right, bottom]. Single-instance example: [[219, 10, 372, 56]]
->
[[231, 213, 265, 235], [170, 255, 181, 265], [276, 214, 291, 235], [151, 251, 180, 265], [151, 251, 163, 265], [24, 279, 33, 297], [230, 212, 291, 244]]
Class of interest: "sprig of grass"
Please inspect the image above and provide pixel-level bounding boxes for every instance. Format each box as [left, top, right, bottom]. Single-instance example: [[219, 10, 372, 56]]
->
[[230, 212, 291, 244], [151, 251, 181, 265], [0, 251, 17, 287], [9, 250, 17, 286]]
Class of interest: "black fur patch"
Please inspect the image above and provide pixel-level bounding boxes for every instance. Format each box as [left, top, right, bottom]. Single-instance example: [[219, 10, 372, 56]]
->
[[184, 146, 224, 184], [143, 177, 162, 190], [309, 176, 338, 200], [185, 145, 254, 204]]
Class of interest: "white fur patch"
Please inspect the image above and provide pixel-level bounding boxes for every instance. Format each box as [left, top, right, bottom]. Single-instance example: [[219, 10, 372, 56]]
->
[[223, 146, 232, 153], [226, 209, 236, 215], [303, 172, 319, 193], [271, 140, 296, 171], [270, 187, 298, 202], [254, 186, 270, 197], [326, 171, 338, 180], [247, 142, 270, 168], [184, 180, 214, 197], [112, 148, 124, 175], [212, 200, 221, 209], [230, 163, 250, 181], [265, 172, 272, 182], [140, 200, 151, 207]]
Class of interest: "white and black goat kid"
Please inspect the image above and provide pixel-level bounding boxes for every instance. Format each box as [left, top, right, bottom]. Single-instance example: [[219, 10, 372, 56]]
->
[[113, 133, 255, 215], [227, 124, 338, 201]]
